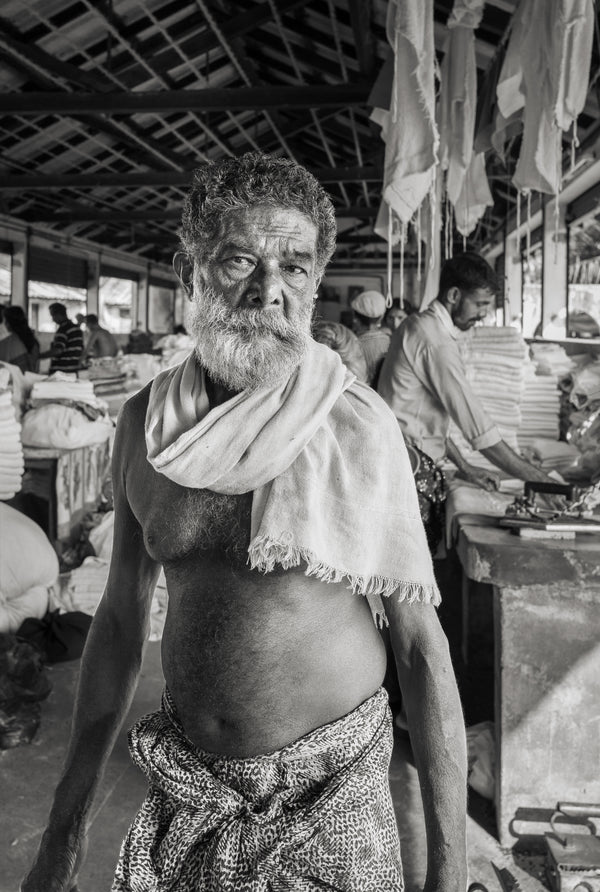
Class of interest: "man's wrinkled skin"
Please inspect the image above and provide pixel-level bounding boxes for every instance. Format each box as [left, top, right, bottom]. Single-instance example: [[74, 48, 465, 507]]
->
[[22, 205, 468, 892]]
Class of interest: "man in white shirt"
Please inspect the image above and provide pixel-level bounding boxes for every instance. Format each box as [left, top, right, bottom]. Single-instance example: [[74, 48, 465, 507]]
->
[[378, 252, 562, 544]]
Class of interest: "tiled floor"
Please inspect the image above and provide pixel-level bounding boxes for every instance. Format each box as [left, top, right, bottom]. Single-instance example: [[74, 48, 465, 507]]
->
[[1, 641, 548, 892]]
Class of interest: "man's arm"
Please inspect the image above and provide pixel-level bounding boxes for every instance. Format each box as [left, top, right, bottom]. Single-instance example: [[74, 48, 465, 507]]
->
[[446, 436, 501, 492], [80, 329, 98, 362], [39, 333, 65, 360], [385, 597, 468, 892], [480, 441, 566, 510], [21, 402, 161, 892]]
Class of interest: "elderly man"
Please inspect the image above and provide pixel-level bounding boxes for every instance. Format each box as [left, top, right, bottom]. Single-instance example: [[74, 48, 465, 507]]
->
[[23, 153, 467, 892]]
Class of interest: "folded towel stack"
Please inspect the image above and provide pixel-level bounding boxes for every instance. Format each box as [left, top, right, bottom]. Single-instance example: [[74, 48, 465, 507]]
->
[[0, 387, 24, 500], [449, 326, 528, 471]]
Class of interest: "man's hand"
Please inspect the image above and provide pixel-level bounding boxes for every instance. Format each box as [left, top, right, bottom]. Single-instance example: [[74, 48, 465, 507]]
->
[[456, 464, 501, 492]]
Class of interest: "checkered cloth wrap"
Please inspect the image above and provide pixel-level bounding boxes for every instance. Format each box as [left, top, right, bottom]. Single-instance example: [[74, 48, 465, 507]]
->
[[112, 687, 403, 891]]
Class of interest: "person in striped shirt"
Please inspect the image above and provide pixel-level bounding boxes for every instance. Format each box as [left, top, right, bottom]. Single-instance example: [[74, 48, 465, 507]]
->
[[40, 302, 84, 373]]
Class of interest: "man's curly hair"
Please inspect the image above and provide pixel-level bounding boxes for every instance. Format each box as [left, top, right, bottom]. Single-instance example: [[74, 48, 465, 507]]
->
[[179, 152, 337, 276]]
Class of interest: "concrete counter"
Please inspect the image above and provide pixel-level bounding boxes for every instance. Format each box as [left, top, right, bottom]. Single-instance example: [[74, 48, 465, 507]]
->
[[453, 515, 600, 846]]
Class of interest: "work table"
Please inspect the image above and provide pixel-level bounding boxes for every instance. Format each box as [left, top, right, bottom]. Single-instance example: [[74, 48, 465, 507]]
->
[[450, 501, 600, 846]]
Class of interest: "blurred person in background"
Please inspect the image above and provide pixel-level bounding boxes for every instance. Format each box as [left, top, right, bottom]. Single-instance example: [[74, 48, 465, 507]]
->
[[39, 302, 84, 374], [350, 290, 391, 388], [81, 314, 119, 362], [0, 304, 39, 373], [312, 318, 368, 382]]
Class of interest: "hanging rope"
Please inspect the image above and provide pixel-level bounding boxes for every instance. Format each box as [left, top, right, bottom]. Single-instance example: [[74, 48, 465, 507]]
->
[[387, 210, 394, 308], [526, 190, 532, 259], [429, 179, 436, 271], [571, 120, 579, 172], [416, 205, 422, 283], [399, 222, 406, 308]]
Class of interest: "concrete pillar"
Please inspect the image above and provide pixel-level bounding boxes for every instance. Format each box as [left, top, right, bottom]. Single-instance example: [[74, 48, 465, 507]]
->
[[504, 231, 522, 329], [87, 254, 99, 315], [10, 233, 28, 310], [542, 198, 568, 336], [136, 266, 149, 330]]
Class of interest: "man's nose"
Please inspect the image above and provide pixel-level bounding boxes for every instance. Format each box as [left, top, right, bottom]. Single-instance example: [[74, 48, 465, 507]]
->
[[245, 268, 284, 307]]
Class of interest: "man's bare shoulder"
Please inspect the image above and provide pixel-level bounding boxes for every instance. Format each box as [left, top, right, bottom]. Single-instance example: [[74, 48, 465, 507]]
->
[[112, 383, 153, 471], [116, 382, 152, 430]]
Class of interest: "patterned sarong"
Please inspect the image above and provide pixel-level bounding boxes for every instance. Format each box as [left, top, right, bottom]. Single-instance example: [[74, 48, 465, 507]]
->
[[112, 688, 403, 891]]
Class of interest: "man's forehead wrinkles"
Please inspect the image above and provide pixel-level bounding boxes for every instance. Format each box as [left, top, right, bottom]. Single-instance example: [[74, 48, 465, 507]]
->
[[219, 234, 316, 258]]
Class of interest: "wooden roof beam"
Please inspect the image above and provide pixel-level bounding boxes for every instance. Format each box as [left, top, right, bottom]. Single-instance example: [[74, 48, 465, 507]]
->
[[348, 0, 377, 79], [25, 203, 379, 223], [0, 165, 383, 190], [0, 84, 372, 115]]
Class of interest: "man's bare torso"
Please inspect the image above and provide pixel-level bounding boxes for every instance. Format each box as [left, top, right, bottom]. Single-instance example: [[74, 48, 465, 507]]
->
[[123, 388, 387, 758]]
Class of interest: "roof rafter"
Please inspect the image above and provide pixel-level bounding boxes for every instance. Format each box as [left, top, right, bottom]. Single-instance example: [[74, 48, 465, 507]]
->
[[0, 165, 383, 190], [24, 203, 379, 222]]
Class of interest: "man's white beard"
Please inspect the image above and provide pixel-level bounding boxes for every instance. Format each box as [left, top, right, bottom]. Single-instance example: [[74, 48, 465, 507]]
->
[[188, 285, 313, 392]]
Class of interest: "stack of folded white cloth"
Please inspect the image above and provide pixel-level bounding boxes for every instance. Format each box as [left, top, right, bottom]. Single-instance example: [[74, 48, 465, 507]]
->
[[0, 382, 24, 500], [449, 326, 528, 470], [86, 357, 128, 398], [529, 342, 575, 379], [31, 372, 97, 406], [517, 363, 561, 446], [519, 437, 581, 476]]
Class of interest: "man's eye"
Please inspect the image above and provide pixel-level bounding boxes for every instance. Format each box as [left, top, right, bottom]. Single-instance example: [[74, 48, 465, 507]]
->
[[285, 265, 307, 275], [228, 256, 254, 268]]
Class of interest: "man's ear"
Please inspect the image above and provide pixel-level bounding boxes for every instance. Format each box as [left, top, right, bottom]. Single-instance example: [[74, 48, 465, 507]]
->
[[173, 252, 194, 297], [445, 286, 461, 307]]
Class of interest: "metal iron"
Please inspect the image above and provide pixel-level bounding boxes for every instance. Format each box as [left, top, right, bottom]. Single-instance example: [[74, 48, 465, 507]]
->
[[545, 803, 600, 892]]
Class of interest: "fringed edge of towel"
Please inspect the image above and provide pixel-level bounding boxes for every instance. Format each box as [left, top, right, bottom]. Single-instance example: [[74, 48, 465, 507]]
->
[[248, 535, 441, 628]]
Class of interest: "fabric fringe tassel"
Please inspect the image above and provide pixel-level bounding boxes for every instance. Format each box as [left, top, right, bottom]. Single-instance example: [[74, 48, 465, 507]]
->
[[248, 535, 440, 628]]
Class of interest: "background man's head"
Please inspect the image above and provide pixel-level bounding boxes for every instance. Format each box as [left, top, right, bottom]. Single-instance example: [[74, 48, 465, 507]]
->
[[385, 304, 408, 331], [48, 302, 68, 324], [177, 152, 337, 282], [84, 314, 99, 329], [350, 290, 387, 333], [437, 253, 499, 331]]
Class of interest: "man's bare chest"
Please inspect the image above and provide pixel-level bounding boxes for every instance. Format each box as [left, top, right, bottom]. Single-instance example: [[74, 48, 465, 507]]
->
[[130, 467, 253, 565]]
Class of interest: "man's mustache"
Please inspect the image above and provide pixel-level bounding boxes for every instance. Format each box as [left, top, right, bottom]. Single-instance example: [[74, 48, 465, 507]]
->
[[224, 306, 296, 336]]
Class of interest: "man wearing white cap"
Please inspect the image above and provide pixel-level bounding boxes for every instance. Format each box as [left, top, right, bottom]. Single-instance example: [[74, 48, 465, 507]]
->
[[350, 289, 391, 387]]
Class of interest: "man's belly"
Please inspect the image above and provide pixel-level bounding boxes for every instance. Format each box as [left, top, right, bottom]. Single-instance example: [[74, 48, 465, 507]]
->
[[160, 558, 388, 757]]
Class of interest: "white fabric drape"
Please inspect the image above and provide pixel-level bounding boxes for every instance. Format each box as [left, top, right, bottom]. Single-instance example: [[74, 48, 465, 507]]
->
[[379, 0, 439, 225], [438, 0, 485, 207], [496, 0, 595, 195]]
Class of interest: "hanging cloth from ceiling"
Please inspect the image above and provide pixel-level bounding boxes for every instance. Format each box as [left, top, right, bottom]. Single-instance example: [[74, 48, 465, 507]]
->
[[453, 151, 494, 237], [379, 0, 439, 225], [474, 45, 507, 154], [420, 166, 443, 310], [438, 0, 485, 207], [496, 0, 595, 195], [553, 0, 595, 132]]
